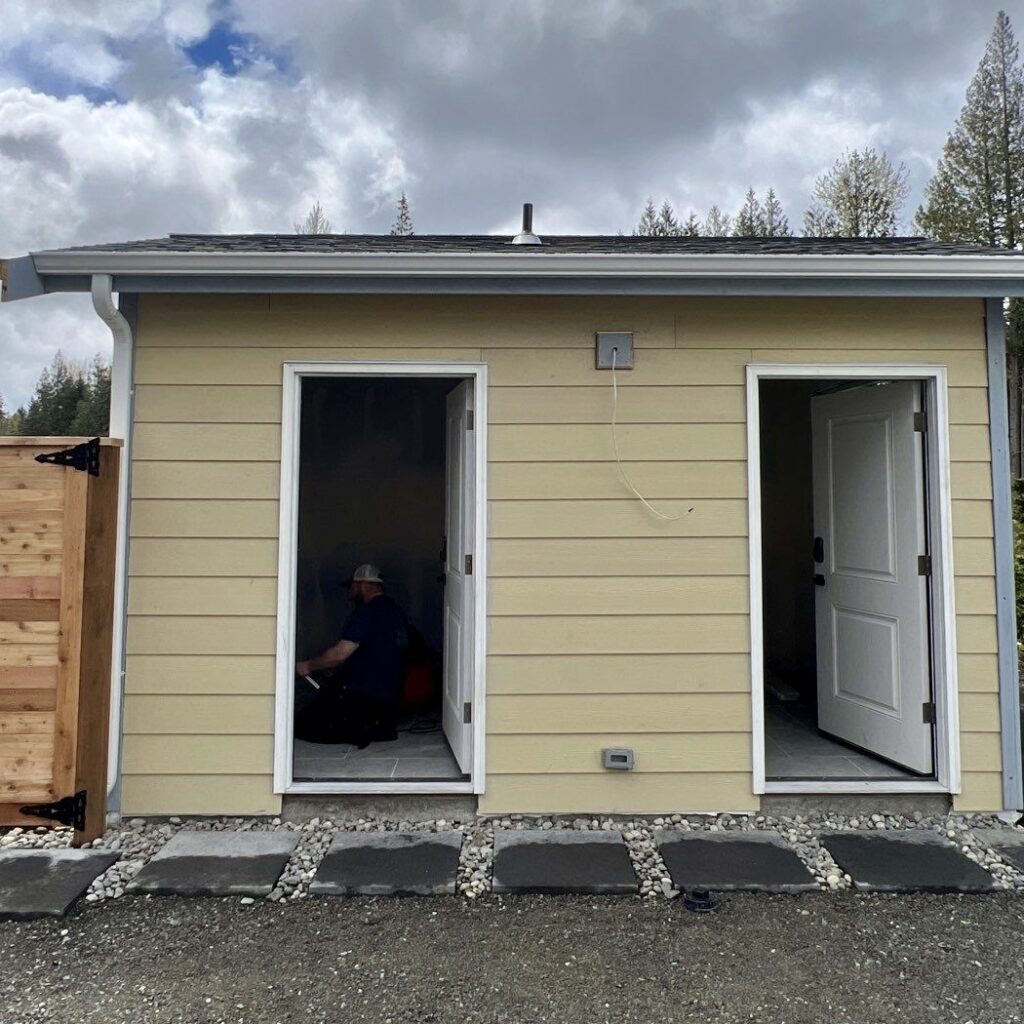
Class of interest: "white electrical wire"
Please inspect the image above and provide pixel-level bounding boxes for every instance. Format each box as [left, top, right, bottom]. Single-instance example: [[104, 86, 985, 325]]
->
[[610, 347, 691, 522]]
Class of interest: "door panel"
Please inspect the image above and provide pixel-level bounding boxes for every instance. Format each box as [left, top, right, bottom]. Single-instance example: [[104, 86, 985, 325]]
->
[[442, 382, 473, 773], [0, 440, 118, 841], [812, 382, 933, 774]]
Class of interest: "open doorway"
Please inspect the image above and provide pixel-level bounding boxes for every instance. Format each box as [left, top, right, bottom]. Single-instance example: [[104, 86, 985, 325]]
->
[[276, 367, 483, 792], [757, 375, 944, 785]]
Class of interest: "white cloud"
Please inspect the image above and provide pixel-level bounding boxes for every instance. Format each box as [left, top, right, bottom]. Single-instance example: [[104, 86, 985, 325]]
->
[[0, 63, 410, 404], [1, 0, 1021, 406], [0, 295, 110, 414]]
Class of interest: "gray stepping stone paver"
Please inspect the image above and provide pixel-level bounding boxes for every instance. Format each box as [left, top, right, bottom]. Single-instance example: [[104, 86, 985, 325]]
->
[[819, 829, 995, 892], [655, 830, 817, 892], [311, 831, 462, 895], [492, 829, 637, 895], [0, 849, 118, 920], [128, 830, 299, 897], [973, 828, 1024, 873]]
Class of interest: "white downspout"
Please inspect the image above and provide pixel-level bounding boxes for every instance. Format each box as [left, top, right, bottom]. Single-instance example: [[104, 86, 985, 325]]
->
[[91, 274, 133, 809]]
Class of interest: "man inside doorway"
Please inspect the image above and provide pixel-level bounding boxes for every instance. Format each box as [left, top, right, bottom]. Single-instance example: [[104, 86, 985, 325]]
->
[[294, 564, 409, 747]]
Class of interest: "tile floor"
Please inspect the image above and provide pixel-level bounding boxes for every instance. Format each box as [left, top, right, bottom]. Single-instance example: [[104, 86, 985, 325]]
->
[[293, 716, 466, 782], [765, 700, 918, 781]]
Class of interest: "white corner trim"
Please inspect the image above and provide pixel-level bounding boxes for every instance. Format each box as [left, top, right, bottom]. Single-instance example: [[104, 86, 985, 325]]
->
[[273, 360, 488, 797], [90, 275, 133, 799], [746, 363, 960, 797]]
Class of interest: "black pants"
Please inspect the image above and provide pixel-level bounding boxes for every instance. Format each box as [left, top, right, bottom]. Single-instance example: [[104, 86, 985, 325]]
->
[[294, 688, 397, 747]]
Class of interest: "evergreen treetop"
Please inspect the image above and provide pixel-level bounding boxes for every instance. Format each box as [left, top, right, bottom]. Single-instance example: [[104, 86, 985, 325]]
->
[[733, 188, 766, 236], [917, 9, 1024, 246], [0, 353, 110, 437], [390, 192, 414, 236], [704, 205, 732, 236], [763, 188, 792, 237], [634, 198, 660, 236], [294, 200, 333, 234]]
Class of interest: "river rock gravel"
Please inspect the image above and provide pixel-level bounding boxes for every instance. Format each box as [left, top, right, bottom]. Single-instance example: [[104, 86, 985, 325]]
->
[[3, 811, 1022, 902]]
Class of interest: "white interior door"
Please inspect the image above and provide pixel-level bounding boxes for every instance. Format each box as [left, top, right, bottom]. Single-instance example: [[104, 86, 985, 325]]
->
[[442, 380, 474, 773], [811, 381, 933, 774]]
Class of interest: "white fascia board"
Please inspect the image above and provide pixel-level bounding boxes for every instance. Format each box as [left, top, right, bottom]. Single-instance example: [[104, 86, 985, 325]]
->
[[30, 249, 1024, 281]]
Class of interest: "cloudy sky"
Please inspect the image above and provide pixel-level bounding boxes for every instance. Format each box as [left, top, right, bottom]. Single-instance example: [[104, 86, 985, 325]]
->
[[0, 0, 1021, 408]]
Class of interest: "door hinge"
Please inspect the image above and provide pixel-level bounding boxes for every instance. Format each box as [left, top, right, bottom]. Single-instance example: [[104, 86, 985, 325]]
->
[[913, 411, 927, 432], [34, 437, 100, 476], [465, 553, 473, 575], [20, 790, 87, 831], [463, 701, 472, 724], [466, 409, 474, 431], [922, 701, 937, 725], [918, 555, 932, 576]]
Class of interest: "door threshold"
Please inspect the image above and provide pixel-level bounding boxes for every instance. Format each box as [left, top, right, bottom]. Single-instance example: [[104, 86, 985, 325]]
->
[[764, 780, 947, 795], [285, 781, 476, 796]]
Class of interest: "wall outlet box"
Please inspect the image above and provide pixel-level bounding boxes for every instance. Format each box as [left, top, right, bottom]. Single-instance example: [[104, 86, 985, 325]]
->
[[595, 332, 633, 370], [602, 747, 635, 771]]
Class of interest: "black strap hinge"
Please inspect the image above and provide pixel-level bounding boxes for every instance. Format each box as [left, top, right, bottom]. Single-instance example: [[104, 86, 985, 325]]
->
[[34, 438, 100, 476], [20, 790, 87, 831]]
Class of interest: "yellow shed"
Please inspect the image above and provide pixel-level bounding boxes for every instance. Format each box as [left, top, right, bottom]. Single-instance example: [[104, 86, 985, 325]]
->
[[3, 226, 1022, 820]]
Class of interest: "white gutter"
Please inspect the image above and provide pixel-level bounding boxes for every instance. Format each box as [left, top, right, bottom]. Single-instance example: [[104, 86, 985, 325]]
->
[[90, 274, 133, 807], [33, 250, 1024, 281]]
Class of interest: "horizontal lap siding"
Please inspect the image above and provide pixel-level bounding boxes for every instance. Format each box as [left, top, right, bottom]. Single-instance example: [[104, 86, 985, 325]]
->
[[123, 294, 1001, 816]]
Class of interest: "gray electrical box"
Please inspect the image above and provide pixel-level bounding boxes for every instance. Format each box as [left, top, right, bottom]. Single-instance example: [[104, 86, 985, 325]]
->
[[595, 332, 634, 370], [602, 747, 635, 771]]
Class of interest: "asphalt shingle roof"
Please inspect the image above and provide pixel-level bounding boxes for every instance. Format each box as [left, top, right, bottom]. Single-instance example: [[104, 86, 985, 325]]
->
[[49, 233, 1024, 257]]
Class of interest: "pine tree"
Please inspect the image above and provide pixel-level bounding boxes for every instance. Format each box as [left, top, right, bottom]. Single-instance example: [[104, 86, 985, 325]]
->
[[917, 11, 1024, 247], [15, 354, 110, 437], [917, 10, 1024, 473], [802, 148, 909, 237], [390, 192, 414, 236], [68, 358, 111, 436], [0, 393, 8, 435], [680, 212, 702, 236], [20, 354, 90, 436], [764, 188, 792, 237], [294, 200, 332, 234], [656, 199, 679, 236], [634, 198, 660, 236], [733, 189, 766, 236], [704, 205, 731, 236]]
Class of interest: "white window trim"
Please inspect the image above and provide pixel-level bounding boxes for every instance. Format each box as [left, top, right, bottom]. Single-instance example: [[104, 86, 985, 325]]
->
[[273, 360, 489, 796], [746, 363, 961, 796]]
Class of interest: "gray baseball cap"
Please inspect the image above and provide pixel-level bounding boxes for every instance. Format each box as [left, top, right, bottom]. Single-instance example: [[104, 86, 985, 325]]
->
[[348, 563, 383, 584]]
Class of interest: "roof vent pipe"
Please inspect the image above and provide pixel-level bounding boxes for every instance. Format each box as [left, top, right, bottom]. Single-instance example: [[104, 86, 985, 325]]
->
[[511, 203, 542, 245]]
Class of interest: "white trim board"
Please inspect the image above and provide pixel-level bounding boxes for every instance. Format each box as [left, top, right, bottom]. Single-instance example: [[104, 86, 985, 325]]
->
[[31, 249, 1024, 282], [273, 360, 489, 797], [746, 363, 961, 797]]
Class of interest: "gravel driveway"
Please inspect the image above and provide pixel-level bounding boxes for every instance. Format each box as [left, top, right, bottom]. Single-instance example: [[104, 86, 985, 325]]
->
[[2, 893, 1022, 1024]]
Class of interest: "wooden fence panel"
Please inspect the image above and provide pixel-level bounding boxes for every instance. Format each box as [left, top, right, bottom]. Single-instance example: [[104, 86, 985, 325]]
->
[[0, 438, 120, 842]]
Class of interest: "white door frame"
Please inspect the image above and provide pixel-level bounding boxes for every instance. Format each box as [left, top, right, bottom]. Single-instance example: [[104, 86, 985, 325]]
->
[[273, 360, 488, 796], [747, 363, 961, 796]]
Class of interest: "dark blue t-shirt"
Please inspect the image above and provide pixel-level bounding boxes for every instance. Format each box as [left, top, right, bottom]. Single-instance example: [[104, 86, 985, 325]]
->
[[340, 594, 408, 702]]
